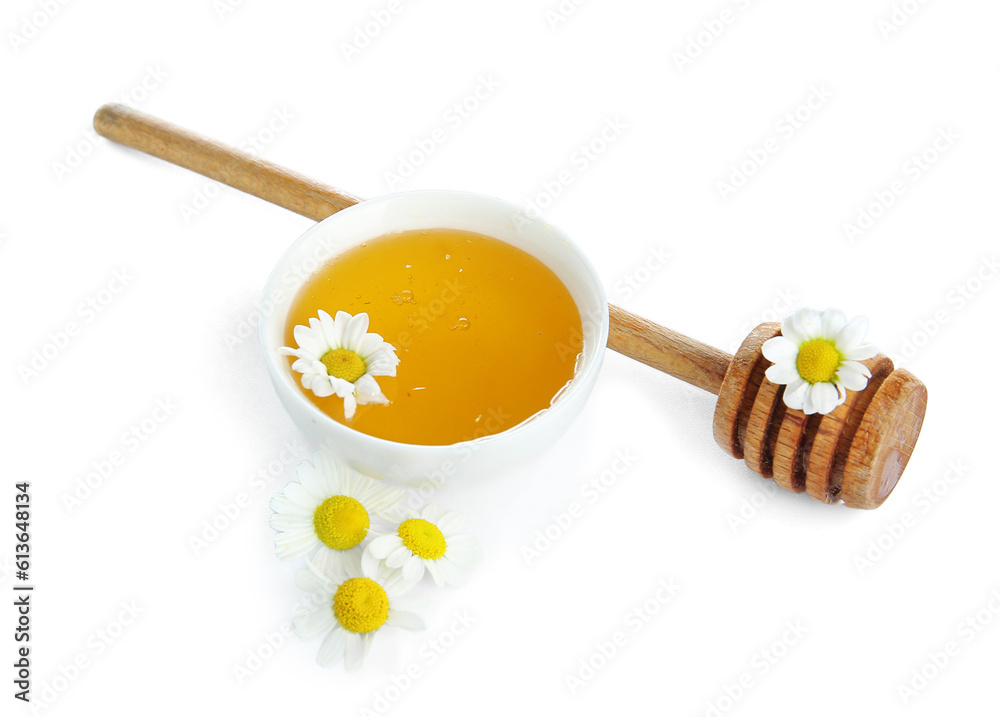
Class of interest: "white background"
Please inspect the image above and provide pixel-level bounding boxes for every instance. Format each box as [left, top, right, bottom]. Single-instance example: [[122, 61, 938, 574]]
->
[[3, 0, 999, 715]]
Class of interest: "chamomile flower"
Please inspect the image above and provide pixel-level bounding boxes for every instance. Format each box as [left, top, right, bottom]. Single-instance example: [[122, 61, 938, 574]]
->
[[762, 308, 878, 416], [278, 310, 399, 420], [363, 505, 478, 588], [269, 450, 406, 575], [293, 558, 424, 670]]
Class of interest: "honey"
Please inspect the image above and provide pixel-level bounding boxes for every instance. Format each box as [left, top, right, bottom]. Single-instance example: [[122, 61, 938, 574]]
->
[[283, 228, 583, 445]]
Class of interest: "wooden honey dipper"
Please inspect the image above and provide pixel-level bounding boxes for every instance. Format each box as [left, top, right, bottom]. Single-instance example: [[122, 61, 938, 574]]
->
[[93, 103, 928, 509]]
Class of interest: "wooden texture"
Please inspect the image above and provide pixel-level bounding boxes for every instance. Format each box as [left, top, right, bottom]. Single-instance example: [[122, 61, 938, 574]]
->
[[93, 104, 361, 222], [805, 355, 894, 503], [607, 305, 731, 395], [743, 375, 785, 478], [772, 403, 817, 494], [713, 323, 781, 459], [93, 104, 929, 509], [716, 323, 928, 509], [842, 369, 927, 509]]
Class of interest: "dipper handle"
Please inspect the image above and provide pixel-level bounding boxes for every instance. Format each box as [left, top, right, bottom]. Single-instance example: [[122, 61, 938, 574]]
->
[[606, 305, 731, 395], [94, 103, 928, 509], [94, 103, 732, 393], [94, 103, 361, 221]]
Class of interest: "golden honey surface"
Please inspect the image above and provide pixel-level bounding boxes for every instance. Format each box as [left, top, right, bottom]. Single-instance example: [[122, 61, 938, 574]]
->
[[284, 228, 583, 444]]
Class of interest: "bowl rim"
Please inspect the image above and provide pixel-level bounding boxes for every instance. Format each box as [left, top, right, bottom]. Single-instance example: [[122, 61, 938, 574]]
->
[[258, 188, 610, 456]]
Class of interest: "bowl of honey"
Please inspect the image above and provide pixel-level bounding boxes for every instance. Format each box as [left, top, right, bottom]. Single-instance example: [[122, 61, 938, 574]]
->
[[259, 190, 609, 486]]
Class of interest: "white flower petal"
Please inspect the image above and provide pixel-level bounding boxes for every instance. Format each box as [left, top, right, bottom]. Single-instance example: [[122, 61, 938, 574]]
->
[[820, 309, 847, 339], [274, 532, 319, 560], [340, 546, 364, 577], [329, 377, 355, 399], [294, 605, 336, 640], [357, 333, 387, 359], [365, 486, 406, 518], [269, 494, 304, 517], [269, 494, 313, 518], [341, 312, 370, 351], [386, 545, 413, 569], [401, 554, 425, 585], [765, 362, 801, 386], [311, 452, 345, 494], [842, 342, 878, 361], [361, 547, 383, 577], [342, 393, 358, 420], [761, 336, 799, 363], [316, 625, 348, 668], [273, 524, 317, 542], [388, 590, 425, 612], [289, 325, 316, 355], [383, 567, 417, 597], [317, 310, 340, 352], [296, 463, 326, 497], [359, 632, 378, 669], [309, 545, 347, 577], [780, 317, 804, 346], [836, 379, 848, 403], [341, 631, 363, 670], [801, 385, 820, 415], [282, 481, 320, 509], [790, 308, 823, 341], [325, 310, 348, 348], [344, 631, 373, 671], [364, 351, 399, 377], [783, 378, 809, 411], [387, 609, 425, 631], [419, 505, 443, 523], [811, 382, 842, 415], [444, 534, 478, 566], [425, 557, 463, 587], [294, 566, 330, 594], [354, 374, 383, 398], [837, 361, 871, 391], [286, 311, 400, 410], [357, 391, 389, 407], [305, 375, 336, 398], [317, 468, 346, 499], [368, 534, 403, 560], [435, 511, 464, 535], [836, 316, 869, 352], [269, 511, 311, 532]]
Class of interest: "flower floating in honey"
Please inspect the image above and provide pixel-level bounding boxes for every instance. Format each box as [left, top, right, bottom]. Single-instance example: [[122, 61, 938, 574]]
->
[[762, 308, 878, 415], [363, 504, 479, 588], [270, 450, 405, 575], [293, 558, 424, 669], [279, 310, 399, 420]]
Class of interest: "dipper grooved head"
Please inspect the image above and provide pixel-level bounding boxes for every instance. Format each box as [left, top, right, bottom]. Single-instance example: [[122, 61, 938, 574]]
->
[[714, 324, 927, 509]]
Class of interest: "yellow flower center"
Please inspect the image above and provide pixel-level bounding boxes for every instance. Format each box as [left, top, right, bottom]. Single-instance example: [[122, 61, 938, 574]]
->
[[398, 518, 447, 560], [333, 577, 389, 633], [796, 339, 842, 384], [320, 348, 367, 383], [312, 495, 369, 550]]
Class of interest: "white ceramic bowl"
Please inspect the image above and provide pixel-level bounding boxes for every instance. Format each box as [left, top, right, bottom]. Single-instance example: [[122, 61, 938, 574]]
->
[[259, 190, 609, 488]]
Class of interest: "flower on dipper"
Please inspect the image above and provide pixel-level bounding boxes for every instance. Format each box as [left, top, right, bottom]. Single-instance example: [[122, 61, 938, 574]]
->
[[293, 558, 424, 670], [761, 308, 878, 415], [279, 310, 399, 420], [363, 504, 479, 588], [270, 450, 405, 576]]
